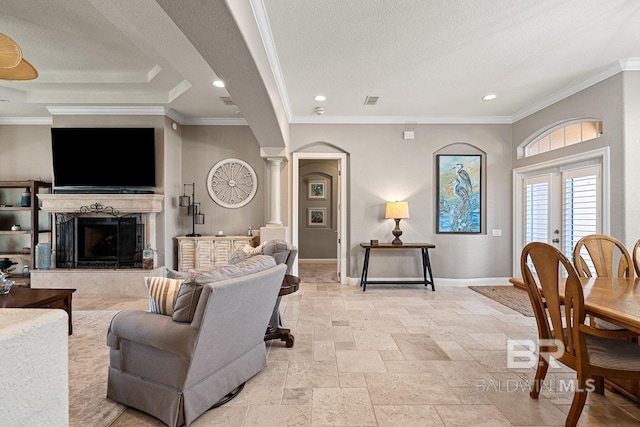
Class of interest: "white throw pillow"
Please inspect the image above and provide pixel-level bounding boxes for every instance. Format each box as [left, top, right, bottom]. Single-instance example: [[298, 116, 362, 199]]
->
[[228, 243, 265, 264]]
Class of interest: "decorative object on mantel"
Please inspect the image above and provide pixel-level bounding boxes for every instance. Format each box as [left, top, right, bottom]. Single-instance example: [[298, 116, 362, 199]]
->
[[75, 202, 119, 216], [385, 201, 410, 245], [180, 183, 205, 237], [207, 158, 258, 208]]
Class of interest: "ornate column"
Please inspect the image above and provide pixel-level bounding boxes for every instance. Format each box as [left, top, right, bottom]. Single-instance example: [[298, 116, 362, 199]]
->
[[260, 156, 288, 243], [266, 157, 283, 226]]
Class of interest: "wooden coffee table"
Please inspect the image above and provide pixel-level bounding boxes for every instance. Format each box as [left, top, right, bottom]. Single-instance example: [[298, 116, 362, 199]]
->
[[0, 287, 76, 335]]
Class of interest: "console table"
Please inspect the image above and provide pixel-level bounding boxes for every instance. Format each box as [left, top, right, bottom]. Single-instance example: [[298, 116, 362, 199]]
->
[[359, 243, 435, 291], [176, 235, 259, 271]]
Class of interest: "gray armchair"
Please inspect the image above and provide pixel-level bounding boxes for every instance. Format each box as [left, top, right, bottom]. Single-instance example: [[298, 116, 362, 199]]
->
[[106, 261, 287, 427]]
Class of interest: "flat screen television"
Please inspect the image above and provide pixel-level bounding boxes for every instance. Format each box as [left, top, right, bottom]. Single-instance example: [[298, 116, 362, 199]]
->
[[51, 128, 156, 189]]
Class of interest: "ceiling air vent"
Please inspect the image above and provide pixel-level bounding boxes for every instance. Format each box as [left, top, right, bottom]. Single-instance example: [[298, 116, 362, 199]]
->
[[220, 96, 235, 105], [364, 96, 379, 106]]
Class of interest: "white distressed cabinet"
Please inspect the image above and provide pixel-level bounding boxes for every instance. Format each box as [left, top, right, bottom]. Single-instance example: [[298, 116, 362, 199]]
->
[[176, 235, 259, 271]]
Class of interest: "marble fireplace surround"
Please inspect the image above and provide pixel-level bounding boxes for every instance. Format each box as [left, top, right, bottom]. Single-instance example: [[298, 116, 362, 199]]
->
[[31, 194, 164, 298], [37, 193, 164, 250]]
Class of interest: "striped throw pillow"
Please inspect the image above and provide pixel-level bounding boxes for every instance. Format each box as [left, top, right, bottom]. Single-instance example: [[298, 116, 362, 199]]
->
[[144, 277, 184, 315]]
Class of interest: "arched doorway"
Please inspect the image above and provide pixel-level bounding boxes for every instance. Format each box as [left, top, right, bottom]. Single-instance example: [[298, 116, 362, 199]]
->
[[292, 152, 348, 284]]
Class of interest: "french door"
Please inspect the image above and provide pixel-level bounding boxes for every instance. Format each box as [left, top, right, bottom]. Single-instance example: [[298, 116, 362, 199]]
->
[[514, 149, 609, 275]]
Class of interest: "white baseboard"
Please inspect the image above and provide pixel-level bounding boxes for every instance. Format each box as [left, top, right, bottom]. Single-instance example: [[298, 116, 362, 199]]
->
[[346, 276, 512, 287], [298, 258, 337, 264]]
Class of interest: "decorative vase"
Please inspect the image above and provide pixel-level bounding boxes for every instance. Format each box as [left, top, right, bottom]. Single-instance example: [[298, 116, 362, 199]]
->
[[142, 244, 155, 270], [21, 187, 31, 207], [35, 243, 51, 270]]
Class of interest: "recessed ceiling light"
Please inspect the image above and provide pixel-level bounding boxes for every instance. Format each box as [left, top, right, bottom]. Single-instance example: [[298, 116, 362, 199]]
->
[[482, 94, 497, 101], [314, 95, 326, 102], [213, 80, 225, 88]]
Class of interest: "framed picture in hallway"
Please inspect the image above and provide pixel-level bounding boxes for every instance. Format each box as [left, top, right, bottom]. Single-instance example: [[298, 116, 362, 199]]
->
[[308, 181, 326, 199], [308, 208, 326, 226], [436, 154, 481, 234]]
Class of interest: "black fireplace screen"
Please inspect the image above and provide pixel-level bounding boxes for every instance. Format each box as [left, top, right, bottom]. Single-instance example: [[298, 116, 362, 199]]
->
[[55, 212, 144, 269]]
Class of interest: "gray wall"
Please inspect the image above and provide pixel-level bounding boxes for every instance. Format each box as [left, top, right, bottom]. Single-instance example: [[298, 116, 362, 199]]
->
[[0, 125, 52, 181], [289, 123, 513, 280], [180, 125, 266, 238], [163, 117, 183, 268], [622, 72, 640, 245]]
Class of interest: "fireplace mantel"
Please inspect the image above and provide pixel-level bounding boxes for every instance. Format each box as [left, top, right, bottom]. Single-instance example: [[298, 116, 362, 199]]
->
[[37, 194, 164, 214]]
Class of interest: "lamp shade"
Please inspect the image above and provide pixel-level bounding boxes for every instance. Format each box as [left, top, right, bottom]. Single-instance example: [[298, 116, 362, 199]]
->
[[385, 201, 409, 219]]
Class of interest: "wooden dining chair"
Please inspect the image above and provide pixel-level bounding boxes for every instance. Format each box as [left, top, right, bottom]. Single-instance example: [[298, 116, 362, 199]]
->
[[573, 234, 633, 278], [633, 239, 640, 277], [521, 242, 640, 427], [573, 234, 635, 331]]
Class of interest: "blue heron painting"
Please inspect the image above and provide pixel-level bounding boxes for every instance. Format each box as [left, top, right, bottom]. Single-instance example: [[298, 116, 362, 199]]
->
[[437, 155, 481, 233]]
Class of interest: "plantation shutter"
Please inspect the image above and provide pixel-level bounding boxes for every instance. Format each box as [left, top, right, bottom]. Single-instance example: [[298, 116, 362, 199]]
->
[[523, 175, 551, 246], [562, 165, 600, 261]]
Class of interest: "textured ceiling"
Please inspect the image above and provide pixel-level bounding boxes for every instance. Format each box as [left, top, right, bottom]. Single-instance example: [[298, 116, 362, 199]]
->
[[1, 0, 639, 125]]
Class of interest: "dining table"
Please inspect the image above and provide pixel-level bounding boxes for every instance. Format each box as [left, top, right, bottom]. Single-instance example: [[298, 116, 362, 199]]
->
[[560, 277, 640, 334], [559, 276, 640, 403]]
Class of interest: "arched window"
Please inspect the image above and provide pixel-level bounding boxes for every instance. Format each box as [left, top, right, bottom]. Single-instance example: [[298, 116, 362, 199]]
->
[[524, 119, 603, 158]]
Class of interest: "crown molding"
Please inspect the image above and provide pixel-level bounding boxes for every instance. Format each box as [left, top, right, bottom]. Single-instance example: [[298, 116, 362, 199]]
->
[[164, 108, 185, 124], [42, 105, 189, 125], [0, 117, 53, 125], [290, 115, 513, 125], [46, 106, 168, 116], [183, 117, 248, 126]]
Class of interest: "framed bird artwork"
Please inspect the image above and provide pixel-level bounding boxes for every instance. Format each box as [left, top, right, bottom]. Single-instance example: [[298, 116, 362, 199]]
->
[[436, 154, 482, 233]]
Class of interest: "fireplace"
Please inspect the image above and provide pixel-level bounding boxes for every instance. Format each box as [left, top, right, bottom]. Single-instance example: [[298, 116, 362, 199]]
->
[[56, 213, 144, 268], [37, 193, 164, 270], [77, 217, 139, 266]]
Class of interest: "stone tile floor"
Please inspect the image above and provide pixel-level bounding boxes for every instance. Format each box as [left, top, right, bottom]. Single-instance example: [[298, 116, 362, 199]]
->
[[75, 265, 640, 426]]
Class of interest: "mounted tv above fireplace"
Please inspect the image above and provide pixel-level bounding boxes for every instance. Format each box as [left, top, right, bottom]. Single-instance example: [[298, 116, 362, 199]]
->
[[51, 127, 156, 190]]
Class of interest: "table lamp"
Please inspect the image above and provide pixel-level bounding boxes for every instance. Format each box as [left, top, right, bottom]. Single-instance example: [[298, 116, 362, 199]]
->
[[385, 201, 409, 245]]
